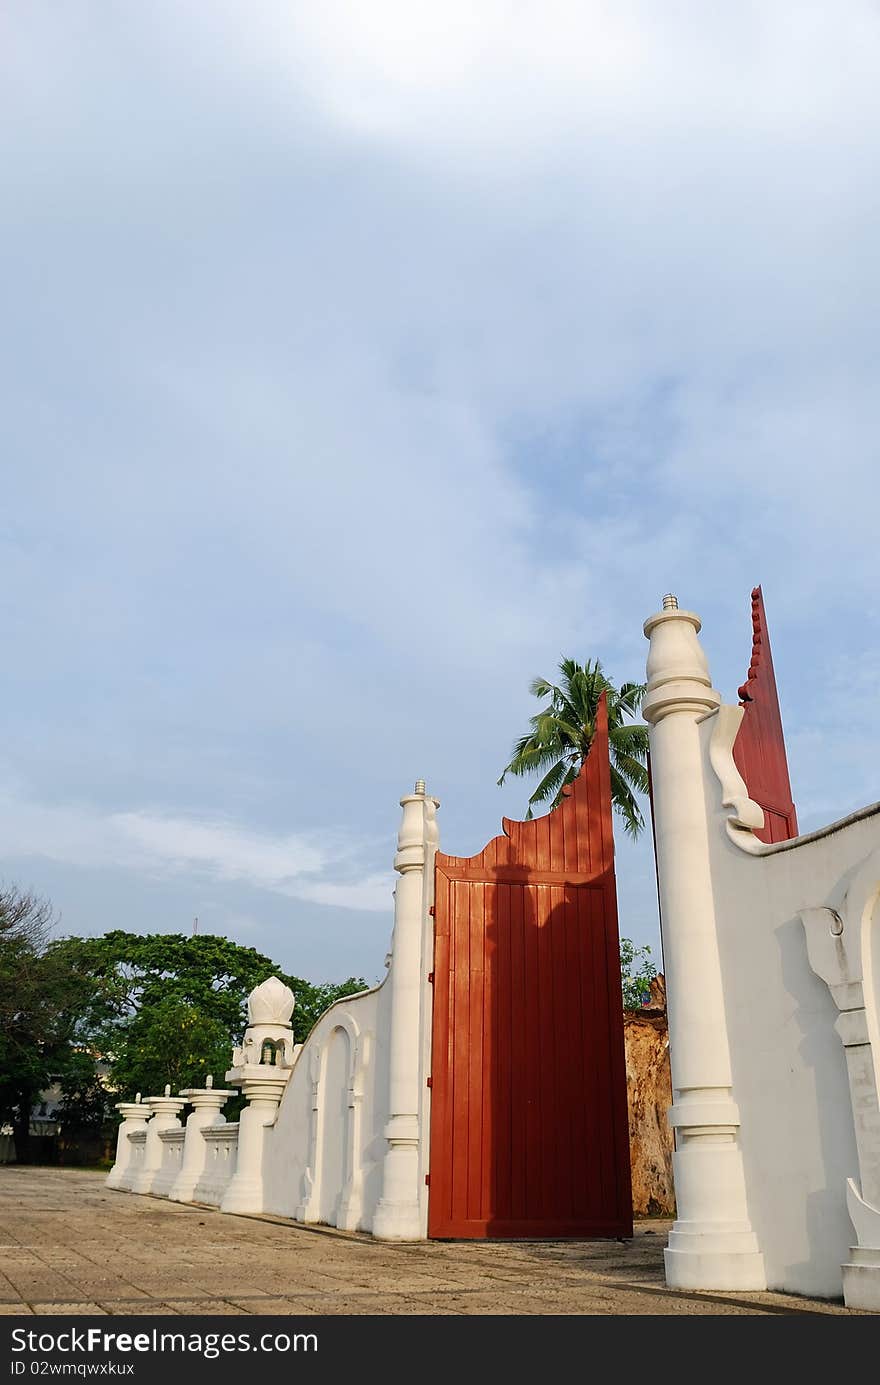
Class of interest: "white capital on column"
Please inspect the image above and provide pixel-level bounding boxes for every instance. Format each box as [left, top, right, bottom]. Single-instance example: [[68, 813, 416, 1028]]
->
[[644, 596, 765, 1290]]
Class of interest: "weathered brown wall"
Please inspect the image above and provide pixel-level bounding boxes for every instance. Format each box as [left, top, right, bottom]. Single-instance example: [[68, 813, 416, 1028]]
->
[[624, 975, 675, 1217]]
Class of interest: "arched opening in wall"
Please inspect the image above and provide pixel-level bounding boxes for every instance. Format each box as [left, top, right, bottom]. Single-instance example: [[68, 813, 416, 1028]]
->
[[318, 1026, 351, 1227]]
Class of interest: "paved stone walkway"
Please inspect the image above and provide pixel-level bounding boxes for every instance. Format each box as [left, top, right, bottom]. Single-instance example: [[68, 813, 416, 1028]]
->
[[0, 1168, 861, 1315]]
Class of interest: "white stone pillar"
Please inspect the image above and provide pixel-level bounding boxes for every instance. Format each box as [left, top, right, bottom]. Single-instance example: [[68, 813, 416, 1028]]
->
[[372, 781, 437, 1241], [105, 1099, 149, 1191], [643, 595, 765, 1290], [219, 1074, 287, 1214], [169, 1078, 235, 1204], [128, 1090, 187, 1196]]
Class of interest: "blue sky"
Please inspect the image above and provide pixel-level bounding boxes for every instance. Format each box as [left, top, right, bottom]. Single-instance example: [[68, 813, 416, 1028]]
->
[[1, 3, 879, 983]]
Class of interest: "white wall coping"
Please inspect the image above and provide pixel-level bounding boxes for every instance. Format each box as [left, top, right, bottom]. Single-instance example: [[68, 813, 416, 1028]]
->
[[292, 982, 384, 1053], [202, 1124, 239, 1143], [739, 799, 880, 857]]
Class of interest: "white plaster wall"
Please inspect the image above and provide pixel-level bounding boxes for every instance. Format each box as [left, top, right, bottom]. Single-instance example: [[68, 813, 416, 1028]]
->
[[154, 1129, 185, 1196], [260, 822, 436, 1234], [195, 1126, 238, 1206], [126, 1131, 146, 1186], [260, 982, 391, 1230], [701, 712, 879, 1297], [317, 1027, 351, 1225]]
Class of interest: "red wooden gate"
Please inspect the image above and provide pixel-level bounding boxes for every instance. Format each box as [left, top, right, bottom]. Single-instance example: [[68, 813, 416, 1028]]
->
[[732, 586, 798, 844], [427, 695, 633, 1239]]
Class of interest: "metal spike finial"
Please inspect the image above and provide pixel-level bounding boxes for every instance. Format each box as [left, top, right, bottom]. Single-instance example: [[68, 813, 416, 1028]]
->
[[414, 779, 426, 795], [662, 593, 679, 611]]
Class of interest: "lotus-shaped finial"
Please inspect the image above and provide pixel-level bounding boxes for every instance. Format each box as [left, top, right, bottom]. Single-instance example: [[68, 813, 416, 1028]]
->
[[247, 975, 295, 1026]]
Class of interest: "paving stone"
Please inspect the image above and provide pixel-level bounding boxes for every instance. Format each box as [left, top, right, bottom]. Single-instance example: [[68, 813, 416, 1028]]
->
[[30, 1303, 108, 1315], [0, 1166, 860, 1317]]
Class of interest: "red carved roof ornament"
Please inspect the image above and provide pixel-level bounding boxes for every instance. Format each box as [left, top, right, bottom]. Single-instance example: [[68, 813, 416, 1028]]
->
[[732, 586, 798, 844]]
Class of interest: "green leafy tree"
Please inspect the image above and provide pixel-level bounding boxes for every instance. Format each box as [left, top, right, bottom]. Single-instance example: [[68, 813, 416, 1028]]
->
[[1, 898, 368, 1159], [55, 1049, 116, 1152], [619, 939, 659, 1009], [104, 998, 233, 1100], [498, 657, 650, 838], [48, 931, 367, 1102], [0, 886, 93, 1162]]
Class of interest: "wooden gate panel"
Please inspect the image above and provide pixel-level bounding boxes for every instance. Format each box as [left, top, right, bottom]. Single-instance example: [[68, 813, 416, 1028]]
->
[[428, 694, 633, 1239]]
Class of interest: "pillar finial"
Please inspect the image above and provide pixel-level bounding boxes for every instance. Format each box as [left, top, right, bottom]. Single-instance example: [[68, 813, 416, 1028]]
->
[[414, 778, 426, 795], [643, 598, 719, 725]]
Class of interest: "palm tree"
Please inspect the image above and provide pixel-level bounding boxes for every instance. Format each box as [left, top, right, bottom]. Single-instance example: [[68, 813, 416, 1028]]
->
[[497, 658, 650, 838]]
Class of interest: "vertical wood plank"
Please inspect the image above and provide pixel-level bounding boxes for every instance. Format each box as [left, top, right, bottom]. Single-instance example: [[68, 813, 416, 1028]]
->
[[550, 884, 573, 1218], [493, 883, 512, 1222], [565, 887, 588, 1216], [466, 883, 484, 1221], [451, 881, 471, 1222], [549, 798, 565, 870], [509, 879, 526, 1221], [481, 883, 496, 1222], [523, 883, 542, 1217]]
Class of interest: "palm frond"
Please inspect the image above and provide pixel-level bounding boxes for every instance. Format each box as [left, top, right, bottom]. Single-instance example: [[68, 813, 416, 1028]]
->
[[526, 759, 569, 810], [500, 654, 649, 838], [610, 751, 650, 796], [609, 762, 646, 839]]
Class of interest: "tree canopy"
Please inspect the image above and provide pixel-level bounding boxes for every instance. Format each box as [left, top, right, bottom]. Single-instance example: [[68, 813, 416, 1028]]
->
[[49, 930, 367, 1099], [619, 939, 659, 1009], [0, 892, 367, 1160], [0, 887, 94, 1161]]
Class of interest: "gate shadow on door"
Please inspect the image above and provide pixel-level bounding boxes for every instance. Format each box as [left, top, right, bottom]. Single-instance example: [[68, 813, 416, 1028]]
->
[[427, 694, 633, 1239]]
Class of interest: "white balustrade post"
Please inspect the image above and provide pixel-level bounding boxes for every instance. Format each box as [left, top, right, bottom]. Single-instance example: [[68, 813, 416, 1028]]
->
[[220, 976, 295, 1215], [219, 1076, 287, 1214], [105, 1099, 149, 1190], [169, 1077, 236, 1204], [128, 1089, 187, 1196], [643, 595, 765, 1290], [372, 781, 438, 1241]]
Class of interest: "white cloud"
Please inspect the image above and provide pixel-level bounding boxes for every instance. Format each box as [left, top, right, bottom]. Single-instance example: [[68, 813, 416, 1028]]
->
[[0, 786, 393, 914], [1, 1, 879, 964], [162, 2, 880, 156], [293, 874, 395, 913], [111, 810, 324, 884]]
